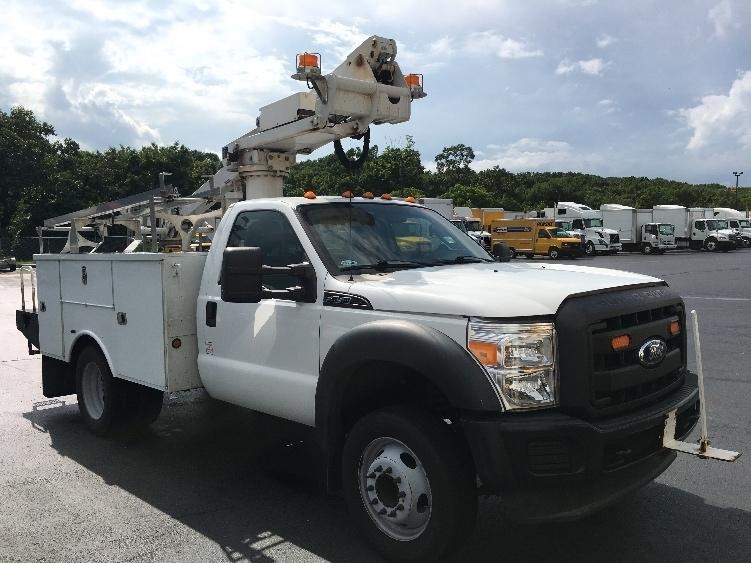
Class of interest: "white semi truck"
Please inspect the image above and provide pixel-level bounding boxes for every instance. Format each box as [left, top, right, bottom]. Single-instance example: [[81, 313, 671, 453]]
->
[[712, 208, 751, 247], [13, 35, 740, 562], [600, 204, 677, 254], [543, 202, 622, 256], [652, 205, 739, 251]]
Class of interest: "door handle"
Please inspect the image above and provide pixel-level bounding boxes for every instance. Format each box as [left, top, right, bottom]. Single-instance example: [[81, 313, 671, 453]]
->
[[206, 301, 217, 327]]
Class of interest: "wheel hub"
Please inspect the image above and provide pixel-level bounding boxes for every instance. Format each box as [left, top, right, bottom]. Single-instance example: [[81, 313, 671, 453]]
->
[[360, 439, 432, 541]]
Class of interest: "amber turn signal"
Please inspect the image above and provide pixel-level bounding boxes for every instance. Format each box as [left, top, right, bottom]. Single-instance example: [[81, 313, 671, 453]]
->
[[670, 320, 681, 335], [380, 193, 392, 200], [611, 334, 631, 351], [404, 196, 417, 203], [468, 341, 498, 366], [303, 190, 316, 199]]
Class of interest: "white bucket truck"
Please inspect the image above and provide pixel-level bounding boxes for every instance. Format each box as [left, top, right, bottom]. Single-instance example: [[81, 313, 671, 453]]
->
[[712, 208, 751, 248], [12, 35, 740, 563], [544, 202, 621, 256], [453, 206, 491, 249], [653, 205, 738, 251], [600, 204, 677, 254]]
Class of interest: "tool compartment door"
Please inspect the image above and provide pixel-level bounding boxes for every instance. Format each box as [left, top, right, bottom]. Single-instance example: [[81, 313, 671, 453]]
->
[[112, 259, 167, 390], [36, 259, 63, 358]]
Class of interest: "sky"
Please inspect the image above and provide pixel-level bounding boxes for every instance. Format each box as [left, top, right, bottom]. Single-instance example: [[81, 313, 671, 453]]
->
[[2, 0, 751, 185]]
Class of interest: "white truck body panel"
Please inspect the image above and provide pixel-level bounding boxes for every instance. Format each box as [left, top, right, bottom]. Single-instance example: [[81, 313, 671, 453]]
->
[[545, 202, 621, 252], [418, 198, 453, 220], [35, 253, 207, 392], [600, 204, 636, 243]]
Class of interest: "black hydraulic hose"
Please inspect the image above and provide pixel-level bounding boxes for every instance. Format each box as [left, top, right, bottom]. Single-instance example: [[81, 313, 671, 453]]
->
[[334, 128, 370, 171]]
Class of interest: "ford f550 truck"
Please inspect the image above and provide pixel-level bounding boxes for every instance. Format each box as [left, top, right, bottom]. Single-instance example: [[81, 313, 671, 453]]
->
[[18, 196, 704, 561], [13, 34, 740, 562]]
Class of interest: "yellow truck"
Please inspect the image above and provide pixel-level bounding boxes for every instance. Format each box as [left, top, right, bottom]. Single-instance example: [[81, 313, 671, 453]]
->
[[471, 208, 506, 233], [490, 218, 585, 259]]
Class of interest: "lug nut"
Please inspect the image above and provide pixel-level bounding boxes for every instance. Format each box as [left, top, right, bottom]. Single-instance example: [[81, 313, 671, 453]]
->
[[385, 467, 392, 474], [366, 485, 374, 491], [370, 498, 379, 505], [396, 504, 404, 511], [367, 472, 376, 479], [388, 510, 396, 517], [398, 491, 406, 498], [375, 465, 383, 472], [379, 508, 387, 515]]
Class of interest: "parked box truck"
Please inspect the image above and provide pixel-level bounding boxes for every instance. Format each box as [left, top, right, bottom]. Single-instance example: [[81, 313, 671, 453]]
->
[[600, 204, 677, 254]]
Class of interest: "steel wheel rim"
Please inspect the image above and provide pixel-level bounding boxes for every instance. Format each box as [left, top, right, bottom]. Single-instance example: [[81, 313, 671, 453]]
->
[[358, 437, 432, 541], [706, 240, 716, 251], [81, 362, 105, 420]]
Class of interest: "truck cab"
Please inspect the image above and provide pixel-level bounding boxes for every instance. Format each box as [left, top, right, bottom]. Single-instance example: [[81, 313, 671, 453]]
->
[[691, 219, 738, 251], [641, 223, 677, 253], [713, 208, 751, 247]]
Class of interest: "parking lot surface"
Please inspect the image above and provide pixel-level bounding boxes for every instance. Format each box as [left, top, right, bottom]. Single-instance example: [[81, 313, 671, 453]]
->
[[0, 250, 749, 562]]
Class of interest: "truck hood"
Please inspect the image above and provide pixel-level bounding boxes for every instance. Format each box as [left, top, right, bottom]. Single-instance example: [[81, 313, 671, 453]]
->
[[340, 262, 661, 318]]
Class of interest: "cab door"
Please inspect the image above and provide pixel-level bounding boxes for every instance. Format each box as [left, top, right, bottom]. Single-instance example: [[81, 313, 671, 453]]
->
[[198, 208, 322, 426], [534, 229, 551, 255], [693, 220, 706, 242]]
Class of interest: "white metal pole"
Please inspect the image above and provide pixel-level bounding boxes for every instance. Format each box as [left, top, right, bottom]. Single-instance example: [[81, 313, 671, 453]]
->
[[690, 309, 709, 451]]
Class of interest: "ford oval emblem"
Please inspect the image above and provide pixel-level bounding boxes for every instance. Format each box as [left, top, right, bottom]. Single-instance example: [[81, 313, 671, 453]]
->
[[638, 338, 667, 367]]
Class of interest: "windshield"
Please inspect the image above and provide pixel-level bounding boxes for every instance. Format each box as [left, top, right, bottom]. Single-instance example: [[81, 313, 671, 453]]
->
[[739, 220, 750, 228], [547, 227, 573, 238], [299, 202, 493, 273], [706, 219, 728, 230], [583, 218, 603, 228], [658, 224, 674, 235], [465, 219, 483, 232]]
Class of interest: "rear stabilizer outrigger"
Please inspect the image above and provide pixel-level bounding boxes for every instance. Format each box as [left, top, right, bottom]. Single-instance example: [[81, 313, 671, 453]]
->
[[662, 309, 741, 462]]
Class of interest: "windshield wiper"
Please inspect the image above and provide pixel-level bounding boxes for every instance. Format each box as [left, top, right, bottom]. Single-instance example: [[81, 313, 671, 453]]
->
[[340, 259, 430, 272], [435, 256, 494, 264]]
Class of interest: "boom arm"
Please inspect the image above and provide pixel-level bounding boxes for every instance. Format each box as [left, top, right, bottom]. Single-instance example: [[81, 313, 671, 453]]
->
[[195, 35, 426, 201]]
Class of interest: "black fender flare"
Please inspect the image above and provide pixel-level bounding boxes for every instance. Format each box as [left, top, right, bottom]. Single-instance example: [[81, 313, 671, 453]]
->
[[315, 319, 501, 486]]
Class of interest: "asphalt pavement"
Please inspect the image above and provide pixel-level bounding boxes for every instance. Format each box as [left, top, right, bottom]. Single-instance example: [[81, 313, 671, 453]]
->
[[0, 250, 749, 562]]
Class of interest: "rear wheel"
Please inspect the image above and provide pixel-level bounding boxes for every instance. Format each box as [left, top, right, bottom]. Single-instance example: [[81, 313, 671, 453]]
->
[[342, 407, 477, 562], [76, 346, 118, 436], [548, 247, 560, 260]]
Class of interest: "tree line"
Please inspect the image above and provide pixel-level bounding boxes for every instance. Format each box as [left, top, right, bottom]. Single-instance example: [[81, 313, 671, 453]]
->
[[1, 106, 748, 253]]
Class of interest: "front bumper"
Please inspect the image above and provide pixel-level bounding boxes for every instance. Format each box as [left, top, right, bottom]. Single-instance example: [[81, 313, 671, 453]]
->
[[461, 377, 699, 521], [718, 240, 736, 250]]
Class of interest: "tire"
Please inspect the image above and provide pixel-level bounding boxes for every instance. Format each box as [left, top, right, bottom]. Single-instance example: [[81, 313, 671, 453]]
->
[[585, 241, 595, 256], [704, 238, 718, 252], [9, 265, 16, 272], [76, 346, 119, 436], [743, 237, 751, 248], [524, 253, 534, 259], [342, 407, 477, 562], [548, 247, 560, 260], [508, 247, 516, 259], [641, 243, 653, 255], [609, 249, 619, 255]]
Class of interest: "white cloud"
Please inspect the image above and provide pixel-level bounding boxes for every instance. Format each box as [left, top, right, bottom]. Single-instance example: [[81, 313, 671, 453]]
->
[[469, 138, 602, 172], [708, 1, 751, 37], [598, 98, 618, 113], [678, 71, 751, 150], [596, 34, 615, 48], [463, 31, 543, 59], [556, 57, 607, 76]]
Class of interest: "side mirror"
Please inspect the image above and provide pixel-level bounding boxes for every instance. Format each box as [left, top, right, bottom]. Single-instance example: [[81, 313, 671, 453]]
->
[[221, 247, 263, 303], [492, 243, 513, 262]]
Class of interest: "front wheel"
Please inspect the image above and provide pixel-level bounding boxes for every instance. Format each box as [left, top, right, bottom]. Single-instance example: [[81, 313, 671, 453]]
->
[[342, 407, 477, 562], [704, 238, 718, 252], [641, 243, 653, 255], [548, 247, 560, 260], [585, 241, 595, 256]]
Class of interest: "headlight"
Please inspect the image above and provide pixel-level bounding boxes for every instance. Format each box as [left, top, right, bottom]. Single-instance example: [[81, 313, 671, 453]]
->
[[718, 234, 728, 240], [468, 321, 557, 410]]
